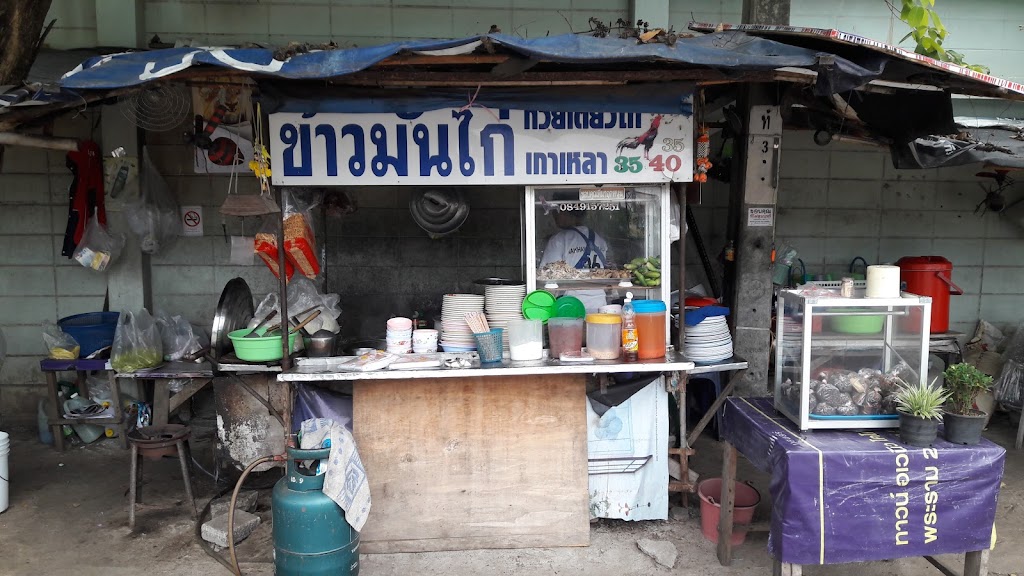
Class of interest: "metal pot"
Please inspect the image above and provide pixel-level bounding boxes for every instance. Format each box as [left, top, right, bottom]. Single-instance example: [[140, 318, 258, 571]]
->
[[305, 330, 337, 358], [343, 339, 386, 356]]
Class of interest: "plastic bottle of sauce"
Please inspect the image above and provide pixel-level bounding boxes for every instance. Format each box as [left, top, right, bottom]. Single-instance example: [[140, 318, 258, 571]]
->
[[621, 292, 638, 362]]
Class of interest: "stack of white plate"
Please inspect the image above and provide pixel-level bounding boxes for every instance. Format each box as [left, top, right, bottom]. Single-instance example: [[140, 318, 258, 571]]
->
[[684, 316, 733, 363], [484, 284, 526, 353], [440, 293, 485, 352]]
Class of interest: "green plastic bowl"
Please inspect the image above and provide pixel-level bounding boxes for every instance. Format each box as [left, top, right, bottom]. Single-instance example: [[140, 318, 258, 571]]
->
[[227, 328, 297, 362], [830, 310, 885, 334], [522, 290, 556, 321]]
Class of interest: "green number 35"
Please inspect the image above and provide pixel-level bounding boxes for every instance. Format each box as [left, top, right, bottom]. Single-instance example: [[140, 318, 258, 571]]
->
[[614, 156, 643, 173]]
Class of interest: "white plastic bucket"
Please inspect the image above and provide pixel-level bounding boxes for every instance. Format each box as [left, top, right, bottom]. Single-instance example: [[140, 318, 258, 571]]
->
[[0, 430, 9, 513]]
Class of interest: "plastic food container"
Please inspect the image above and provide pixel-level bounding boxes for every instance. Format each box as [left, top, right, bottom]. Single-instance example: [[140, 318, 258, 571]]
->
[[548, 318, 584, 359], [634, 300, 667, 359], [508, 319, 544, 361], [586, 314, 621, 360]]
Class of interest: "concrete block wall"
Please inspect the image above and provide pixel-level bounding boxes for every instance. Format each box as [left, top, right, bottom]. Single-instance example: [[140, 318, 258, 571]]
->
[[0, 112, 103, 425], [775, 130, 1024, 335]]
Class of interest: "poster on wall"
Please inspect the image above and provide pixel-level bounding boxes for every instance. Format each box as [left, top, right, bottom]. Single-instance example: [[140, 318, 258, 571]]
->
[[269, 109, 694, 186], [192, 83, 255, 174]]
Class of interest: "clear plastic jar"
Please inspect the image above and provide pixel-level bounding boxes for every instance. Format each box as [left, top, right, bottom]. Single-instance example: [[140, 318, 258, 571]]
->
[[548, 318, 584, 359], [585, 313, 621, 360], [633, 300, 667, 359]]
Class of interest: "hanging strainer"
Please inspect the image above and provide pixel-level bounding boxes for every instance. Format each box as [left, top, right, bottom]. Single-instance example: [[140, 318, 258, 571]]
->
[[119, 84, 191, 132]]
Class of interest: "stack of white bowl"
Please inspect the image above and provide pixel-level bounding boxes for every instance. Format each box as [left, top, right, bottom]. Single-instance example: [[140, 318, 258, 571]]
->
[[484, 284, 526, 354], [440, 294, 485, 352], [412, 329, 439, 353], [386, 317, 413, 354]]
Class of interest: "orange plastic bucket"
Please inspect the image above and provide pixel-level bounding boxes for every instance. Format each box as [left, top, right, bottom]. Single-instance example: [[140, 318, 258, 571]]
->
[[697, 478, 761, 545]]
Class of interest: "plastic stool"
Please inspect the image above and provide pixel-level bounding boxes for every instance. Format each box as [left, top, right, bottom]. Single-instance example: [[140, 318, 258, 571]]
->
[[128, 425, 197, 530]]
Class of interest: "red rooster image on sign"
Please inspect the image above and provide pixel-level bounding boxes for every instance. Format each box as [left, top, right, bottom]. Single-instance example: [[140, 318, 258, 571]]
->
[[615, 114, 662, 160]]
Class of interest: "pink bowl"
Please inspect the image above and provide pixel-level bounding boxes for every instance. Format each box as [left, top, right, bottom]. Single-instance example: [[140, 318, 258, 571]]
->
[[387, 317, 413, 331]]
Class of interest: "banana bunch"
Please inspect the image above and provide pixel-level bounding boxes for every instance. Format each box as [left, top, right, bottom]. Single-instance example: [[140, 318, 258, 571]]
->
[[624, 256, 661, 287]]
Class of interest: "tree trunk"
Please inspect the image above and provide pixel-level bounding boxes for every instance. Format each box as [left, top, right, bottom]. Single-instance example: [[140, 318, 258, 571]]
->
[[0, 0, 54, 85]]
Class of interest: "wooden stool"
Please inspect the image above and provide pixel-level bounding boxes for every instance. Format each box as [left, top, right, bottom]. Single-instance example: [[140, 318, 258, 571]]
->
[[128, 424, 197, 530]]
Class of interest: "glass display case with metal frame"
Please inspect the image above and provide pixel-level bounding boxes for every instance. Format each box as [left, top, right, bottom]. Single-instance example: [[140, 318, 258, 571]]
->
[[774, 288, 932, 430], [524, 184, 672, 338]]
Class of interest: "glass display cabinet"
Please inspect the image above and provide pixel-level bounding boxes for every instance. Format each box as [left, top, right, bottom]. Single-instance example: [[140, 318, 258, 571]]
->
[[774, 288, 932, 430], [524, 185, 671, 335]]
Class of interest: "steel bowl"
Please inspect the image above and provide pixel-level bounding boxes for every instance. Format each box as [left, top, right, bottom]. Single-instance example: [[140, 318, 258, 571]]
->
[[305, 330, 337, 358]]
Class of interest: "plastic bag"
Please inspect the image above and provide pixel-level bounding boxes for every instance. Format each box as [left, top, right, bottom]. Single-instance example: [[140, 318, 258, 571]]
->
[[72, 212, 125, 271], [255, 216, 294, 280], [126, 148, 179, 254], [111, 309, 163, 373], [155, 310, 203, 361], [247, 278, 341, 335], [87, 375, 112, 406], [43, 323, 80, 359], [282, 188, 321, 279]]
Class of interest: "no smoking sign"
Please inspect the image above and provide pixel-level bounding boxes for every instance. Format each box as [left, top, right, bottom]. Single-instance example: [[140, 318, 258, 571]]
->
[[180, 205, 204, 237]]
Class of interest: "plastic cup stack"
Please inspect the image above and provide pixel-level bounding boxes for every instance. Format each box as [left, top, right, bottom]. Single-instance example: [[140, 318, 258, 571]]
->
[[412, 329, 439, 353], [386, 317, 413, 354]]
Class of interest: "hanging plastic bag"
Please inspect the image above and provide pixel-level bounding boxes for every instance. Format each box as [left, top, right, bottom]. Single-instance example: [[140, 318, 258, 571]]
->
[[72, 212, 125, 272], [247, 279, 341, 335], [111, 309, 164, 373], [155, 310, 203, 361], [282, 188, 321, 279], [126, 148, 179, 255], [255, 216, 294, 280], [43, 323, 80, 359]]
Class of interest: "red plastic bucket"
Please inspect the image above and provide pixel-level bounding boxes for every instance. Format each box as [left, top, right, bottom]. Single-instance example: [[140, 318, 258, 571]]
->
[[896, 256, 963, 334], [697, 478, 761, 545]]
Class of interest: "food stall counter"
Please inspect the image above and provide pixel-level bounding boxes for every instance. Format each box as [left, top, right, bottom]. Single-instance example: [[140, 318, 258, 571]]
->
[[278, 349, 698, 382]]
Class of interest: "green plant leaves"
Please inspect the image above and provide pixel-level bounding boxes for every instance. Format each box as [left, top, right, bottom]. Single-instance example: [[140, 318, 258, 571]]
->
[[895, 0, 987, 72]]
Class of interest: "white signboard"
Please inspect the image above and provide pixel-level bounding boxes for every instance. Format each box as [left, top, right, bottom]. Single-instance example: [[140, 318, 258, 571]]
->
[[269, 109, 692, 186], [181, 205, 204, 236], [747, 206, 774, 227]]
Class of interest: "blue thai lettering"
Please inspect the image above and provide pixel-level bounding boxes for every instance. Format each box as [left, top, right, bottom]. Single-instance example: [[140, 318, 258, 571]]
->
[[480, 124, 515, 177], [583, 152, 606, 174], [523, 111, 643, 130], [340, 124, 365, 176], [280, 123, 312, 177], [412, 124, 453, 177], [452, 110, 475, 176], [314, 124, 338, 177], [526, 151, 607, 175], [370, 124, 408, 177]]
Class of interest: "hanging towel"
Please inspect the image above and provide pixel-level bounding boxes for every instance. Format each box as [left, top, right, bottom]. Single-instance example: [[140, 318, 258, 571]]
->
[[299, 418, 371, 532]]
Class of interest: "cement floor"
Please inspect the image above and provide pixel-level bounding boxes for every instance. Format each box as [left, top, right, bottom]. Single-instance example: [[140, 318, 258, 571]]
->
[[0, 413, 1020, 576]]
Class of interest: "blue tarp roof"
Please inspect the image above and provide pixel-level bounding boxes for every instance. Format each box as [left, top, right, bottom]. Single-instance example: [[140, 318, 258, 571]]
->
[[59, 32, 883, 95]]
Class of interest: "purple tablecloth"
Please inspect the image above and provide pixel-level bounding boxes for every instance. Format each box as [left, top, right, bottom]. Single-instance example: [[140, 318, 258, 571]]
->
[[722, 397, 1005, 565], [39, 358, 109, 372]]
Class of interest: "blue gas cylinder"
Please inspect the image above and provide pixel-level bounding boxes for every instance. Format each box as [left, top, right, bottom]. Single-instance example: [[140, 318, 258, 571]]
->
[[273, 447, 360, 575]]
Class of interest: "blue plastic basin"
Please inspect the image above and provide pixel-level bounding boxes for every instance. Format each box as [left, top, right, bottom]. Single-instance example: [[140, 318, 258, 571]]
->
[[58, 312, 120, 358]]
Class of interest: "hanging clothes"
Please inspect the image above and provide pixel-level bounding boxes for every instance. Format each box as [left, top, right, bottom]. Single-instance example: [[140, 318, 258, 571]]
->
[[62, 140, 106, 258]]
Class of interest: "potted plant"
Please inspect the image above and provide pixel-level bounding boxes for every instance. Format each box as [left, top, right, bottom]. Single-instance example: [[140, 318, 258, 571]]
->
[[942, 363, 994, 445], [894, 378, 950, 447]]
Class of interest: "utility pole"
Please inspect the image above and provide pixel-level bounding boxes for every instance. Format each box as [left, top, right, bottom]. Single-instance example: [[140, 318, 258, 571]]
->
[[729, 0, 790, 396]]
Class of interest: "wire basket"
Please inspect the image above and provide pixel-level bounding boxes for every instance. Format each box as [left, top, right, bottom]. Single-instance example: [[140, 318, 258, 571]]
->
[[473, 329, 504, 364]]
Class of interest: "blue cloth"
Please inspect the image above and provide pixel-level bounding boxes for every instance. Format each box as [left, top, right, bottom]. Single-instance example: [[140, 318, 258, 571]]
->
[[60, 32, 882, 97], [683, 305, 729, 326]]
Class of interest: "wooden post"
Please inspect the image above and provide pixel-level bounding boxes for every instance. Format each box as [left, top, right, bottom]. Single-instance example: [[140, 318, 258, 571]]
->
[[45, 371, 64, 452], [717, 442, 738, 565], [772, 558, 802, 576], [152, 379, 170, 426]]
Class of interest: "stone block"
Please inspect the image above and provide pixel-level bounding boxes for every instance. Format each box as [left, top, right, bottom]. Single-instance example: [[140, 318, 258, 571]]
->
[[933, 212, 987, 239], [331, 6, 393, 37], [829, 150, 883, 180], [0, 236, 54, 265], [55, 266, 109, 296], [826, 209, 881, 238], [269, 5, 330, 36], [878, 238, 934, 262], [0, 174, 50, 203], [393, 7, 454, 38], [881, 181, 936, 210], [880, 210, 932, 238], [984, 239, 1024, 266], [828, 179, 881, 209], [0, 296, 56, 324], [0, 266, 56, 296], [780, 150, 829, 180], [637, 538, 678, 569], [1, 205, 51, 235], [775, 208, 826, 237], [209, 490, 259, 519], [981, 267, 1024, 295], [201, 510, 261, 548]]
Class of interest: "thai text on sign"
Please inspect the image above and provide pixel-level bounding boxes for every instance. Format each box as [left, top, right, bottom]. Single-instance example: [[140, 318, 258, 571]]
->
[[269, 109, 693, 185]]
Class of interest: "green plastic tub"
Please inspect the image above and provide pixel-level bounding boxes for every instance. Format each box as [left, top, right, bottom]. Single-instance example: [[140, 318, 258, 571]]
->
[[227, 328, 297, 362], [829, 309, 885, 334]]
